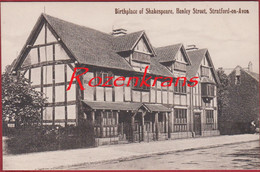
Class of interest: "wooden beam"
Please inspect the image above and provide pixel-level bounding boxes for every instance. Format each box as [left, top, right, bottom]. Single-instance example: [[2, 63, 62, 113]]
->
[[29, 68, 31, 83], [20, 59, 73, 70], [115, 111, 119, 125], [155, 112, 159, 140], [100, 111, 104, 138], [91, 111, 95, 125], [64, 64, 68, 127], [131, 114, 135, 142], [52, 44, 55, 126], [32, 80, 76, 89], [31, 41, 59, 49]]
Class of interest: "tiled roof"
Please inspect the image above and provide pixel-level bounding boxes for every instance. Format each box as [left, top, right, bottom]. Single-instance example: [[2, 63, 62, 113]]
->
[[187, 49, 220, 84], [186, 49, 207, 79], [150, 58, 173, 77], [143, 103, 171, 112], [44, 14, 134, 71], [82, 101, 171, 112], [43, 14, 171, 77], [112, 31, 144, 52], [155, 44, 182, 63], [82, 101, 142, 111], [247, 71, 259, 82]]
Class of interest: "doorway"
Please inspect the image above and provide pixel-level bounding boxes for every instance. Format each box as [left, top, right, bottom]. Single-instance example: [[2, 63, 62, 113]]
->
[[194, 113, 201, 136]]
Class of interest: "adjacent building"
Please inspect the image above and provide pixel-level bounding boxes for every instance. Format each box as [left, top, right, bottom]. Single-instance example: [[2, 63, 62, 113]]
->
[[219, 63, 259, 134], [12, 14, 220, 145]]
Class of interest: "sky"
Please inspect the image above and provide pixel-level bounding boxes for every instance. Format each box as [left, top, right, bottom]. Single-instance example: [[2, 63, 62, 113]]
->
[[1, 1, 259, 73]]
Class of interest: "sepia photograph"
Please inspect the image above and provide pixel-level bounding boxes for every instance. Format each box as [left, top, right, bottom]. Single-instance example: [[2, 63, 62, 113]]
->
[[1, 1, 259, 170]]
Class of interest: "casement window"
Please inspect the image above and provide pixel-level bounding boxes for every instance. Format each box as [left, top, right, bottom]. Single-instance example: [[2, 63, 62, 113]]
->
[[95, 71, 113, 86], [201, 84, 215, 97], [103, 112, 116, 126], [132, 76, 150, 91], [174, 109, 187, 132], [132, 51, 151, 64], [174, 80, 187, 94], [206, 110, 215, 130], [174, 61, 186, 72], [201, 66, 210, 77]]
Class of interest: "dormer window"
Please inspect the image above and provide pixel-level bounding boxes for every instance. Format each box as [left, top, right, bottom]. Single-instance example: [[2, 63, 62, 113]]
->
[[174, 62, 186, 72], [201, 66, 210, 77], [132, 51, 150, 64]]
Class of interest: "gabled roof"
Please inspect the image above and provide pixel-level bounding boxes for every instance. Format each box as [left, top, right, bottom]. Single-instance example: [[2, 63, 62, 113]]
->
[[43, 14, 134, 71], [155, 43, 191, 65], [187, 49, 220, 85], [230, 66, 259, 82], [186, 49, 207, 78], [246, 71, 259, 82], [82, 101, 142, 111], [113, 31, 156, 55], [112, 31, 143, 52], [12, 14, 169, 77], [150, 58, 174, 77]]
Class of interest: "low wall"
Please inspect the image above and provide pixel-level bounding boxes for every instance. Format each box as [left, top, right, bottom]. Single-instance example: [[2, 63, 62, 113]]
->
[[170, 132, 193, 139], [201, 130, 220, 137], [95, 137, 119, 146]]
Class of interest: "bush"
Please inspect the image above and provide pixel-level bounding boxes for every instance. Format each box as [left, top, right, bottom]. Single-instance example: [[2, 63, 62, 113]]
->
[[6, 121, 95, 154]]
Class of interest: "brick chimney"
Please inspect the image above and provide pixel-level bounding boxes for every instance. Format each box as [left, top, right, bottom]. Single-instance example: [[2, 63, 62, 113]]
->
[[186, 45, 198, 51], [112, 28, 127, 36]]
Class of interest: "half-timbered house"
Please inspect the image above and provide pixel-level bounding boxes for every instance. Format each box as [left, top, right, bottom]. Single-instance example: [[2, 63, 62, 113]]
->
[[12, 14, 220, 145]]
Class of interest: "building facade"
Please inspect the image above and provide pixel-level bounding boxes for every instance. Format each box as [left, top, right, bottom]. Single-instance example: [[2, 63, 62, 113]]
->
[[219, 64, 259, 134], [12, 14, 220, 145]]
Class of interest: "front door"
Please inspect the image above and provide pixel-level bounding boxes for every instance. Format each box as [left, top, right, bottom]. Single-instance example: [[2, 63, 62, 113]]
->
[[194, 113, 201, 135]]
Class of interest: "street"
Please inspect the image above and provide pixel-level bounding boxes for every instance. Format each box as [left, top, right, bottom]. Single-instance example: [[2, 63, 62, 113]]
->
[[69, 141, 259, 170]]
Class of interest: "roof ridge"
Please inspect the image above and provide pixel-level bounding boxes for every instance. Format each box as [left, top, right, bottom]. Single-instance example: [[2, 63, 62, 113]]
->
[[43, 13, 113, 37], [243, 69, 259, 82], [112, 30, 144, 38], [155, 43, 183, 50]]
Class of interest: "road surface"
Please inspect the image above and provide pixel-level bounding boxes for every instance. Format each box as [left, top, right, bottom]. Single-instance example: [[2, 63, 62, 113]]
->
[[69, 141, 259, 170]]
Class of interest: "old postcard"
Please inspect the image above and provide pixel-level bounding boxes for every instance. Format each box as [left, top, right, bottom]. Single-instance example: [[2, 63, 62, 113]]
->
[[1, 1, 259, 170]]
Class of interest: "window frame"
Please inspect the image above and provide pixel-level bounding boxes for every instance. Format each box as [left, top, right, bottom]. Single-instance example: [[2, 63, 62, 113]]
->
[[95, 71, 114, 87]]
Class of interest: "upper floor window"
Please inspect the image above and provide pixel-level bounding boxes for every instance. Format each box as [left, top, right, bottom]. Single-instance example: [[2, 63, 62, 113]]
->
[[95, 71, 113, 86], [132, 51, 150, 64], [174, 62, 186, 72], [201, 83, 215, 98], [174, 80, 186, 94], [201, 66, 210, 77], [131, 76, 150, 91]]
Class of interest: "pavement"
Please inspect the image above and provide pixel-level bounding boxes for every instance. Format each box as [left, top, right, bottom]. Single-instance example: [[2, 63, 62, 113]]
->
[[3, 134, 259, 170]]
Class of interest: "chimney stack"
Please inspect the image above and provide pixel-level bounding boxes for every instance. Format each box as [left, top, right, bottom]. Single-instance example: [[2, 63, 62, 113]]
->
[[186, 45, 198, 51], [248, 61, 253, 72], [112, 28, 127, 36]]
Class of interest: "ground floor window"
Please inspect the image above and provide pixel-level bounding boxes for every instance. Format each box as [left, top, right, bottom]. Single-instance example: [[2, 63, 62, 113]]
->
[[174, 109, 187, 132], [94, 111, 118, 138], [206, 110, 214, 130]]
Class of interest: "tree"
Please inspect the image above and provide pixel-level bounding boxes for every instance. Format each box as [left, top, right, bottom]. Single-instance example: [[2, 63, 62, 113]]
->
[[2, 66, 47, 127], [216, 68, 230, 117]]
